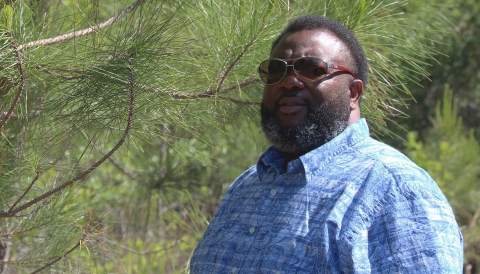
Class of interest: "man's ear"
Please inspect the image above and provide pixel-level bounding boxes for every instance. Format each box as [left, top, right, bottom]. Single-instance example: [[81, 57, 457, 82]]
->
[[349, 79, 363, 111]]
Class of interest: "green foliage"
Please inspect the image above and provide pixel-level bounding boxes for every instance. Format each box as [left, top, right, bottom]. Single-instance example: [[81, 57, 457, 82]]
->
[[387, 0, 480, 142], [405, 86, 480, 269], [0, 4, 13, 30], [0, 0, 463, 272], [68, 118, 267, 273]]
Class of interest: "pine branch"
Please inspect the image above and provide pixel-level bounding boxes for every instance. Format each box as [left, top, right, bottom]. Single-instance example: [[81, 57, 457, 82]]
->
[[7, 167, 41, 215], [169, 78, 260, 102], [14, 192, 62, 218], [169, 91, 260, 106], [215, 24, 264, 93], [30, 210, 101, 273], [220, 78, 261, 92], [0, 221, 50, 237], [35, 61, 260, 106], [218, 96, 259, 106], [0, 111, 41, 120], [17, 0, 147, 51], [2, 57, 137, 217], [80, 130, 137, 181], [36, 65, 84, 80], [0, 77, 15, 96], [30, 241, 81, 273], [0, 32, 26, 133], [215, 42, 233, 91], [0, 256, 53, 266]]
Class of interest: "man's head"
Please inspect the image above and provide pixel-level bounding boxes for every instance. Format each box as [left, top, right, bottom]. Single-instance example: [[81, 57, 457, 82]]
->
[[270, 16, 368, 85], [260, 15, 367, 157]]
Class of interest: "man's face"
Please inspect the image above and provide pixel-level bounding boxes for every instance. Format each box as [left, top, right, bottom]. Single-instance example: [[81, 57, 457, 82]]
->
[[261, 29, 356, 155]]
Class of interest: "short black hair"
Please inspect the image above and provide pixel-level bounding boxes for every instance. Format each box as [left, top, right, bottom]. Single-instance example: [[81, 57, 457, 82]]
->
[[271, 15, 368, 86]]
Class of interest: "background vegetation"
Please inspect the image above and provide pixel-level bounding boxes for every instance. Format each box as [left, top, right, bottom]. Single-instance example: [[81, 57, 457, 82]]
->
[[0, 0, 478, 273]]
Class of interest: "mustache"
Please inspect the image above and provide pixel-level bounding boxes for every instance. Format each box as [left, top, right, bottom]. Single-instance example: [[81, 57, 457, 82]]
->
[[273, 92, 311, 109]]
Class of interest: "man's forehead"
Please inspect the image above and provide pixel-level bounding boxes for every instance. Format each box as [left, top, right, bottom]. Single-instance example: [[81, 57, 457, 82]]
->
[[271, 29, 349, 62]]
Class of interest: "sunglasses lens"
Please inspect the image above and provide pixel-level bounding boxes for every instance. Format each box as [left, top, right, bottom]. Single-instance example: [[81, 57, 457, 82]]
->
[[294, 57, 328, 82], [258, 59, 286, 84], [258, 57, 330, 85]]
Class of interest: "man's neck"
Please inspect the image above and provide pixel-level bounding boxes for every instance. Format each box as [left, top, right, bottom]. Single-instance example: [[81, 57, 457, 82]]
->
[[281, 152, 303, 173]]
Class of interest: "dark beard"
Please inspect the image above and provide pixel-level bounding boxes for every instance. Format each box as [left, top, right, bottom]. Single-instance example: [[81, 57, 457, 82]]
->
[[261, 92, 350, 155]]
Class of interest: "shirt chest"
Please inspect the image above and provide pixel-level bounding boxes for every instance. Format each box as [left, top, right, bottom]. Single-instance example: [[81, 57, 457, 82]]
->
[[192, 170, 373, 273]]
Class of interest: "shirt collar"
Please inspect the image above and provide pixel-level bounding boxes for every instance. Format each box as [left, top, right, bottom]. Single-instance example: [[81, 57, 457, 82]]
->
[[257, 145, 284, 181], [257, 118, 370, 181]]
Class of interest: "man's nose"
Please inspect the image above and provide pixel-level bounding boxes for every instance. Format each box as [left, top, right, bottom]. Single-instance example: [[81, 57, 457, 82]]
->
[[280, 66, 305, 90]]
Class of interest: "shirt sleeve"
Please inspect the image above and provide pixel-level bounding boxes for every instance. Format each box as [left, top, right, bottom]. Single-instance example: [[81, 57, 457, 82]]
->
[[365, 174, 464, 273]]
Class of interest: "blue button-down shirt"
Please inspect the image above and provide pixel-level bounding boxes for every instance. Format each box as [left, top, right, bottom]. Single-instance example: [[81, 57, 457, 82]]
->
[[191, 119, 463, 273]]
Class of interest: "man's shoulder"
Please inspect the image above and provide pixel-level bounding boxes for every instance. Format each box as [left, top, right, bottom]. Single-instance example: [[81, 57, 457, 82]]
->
[[353, 137, 425, 174], [228, 165, 259, 189], [350, 137, 444, 197]]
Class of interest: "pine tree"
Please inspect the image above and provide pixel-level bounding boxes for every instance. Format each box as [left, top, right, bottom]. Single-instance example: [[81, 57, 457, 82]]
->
[[406, 86, 480, 272], [0, 0, 451, 272]]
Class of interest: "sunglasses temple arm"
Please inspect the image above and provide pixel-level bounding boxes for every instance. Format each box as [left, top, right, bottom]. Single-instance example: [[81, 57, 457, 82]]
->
[[330, 64, 357, 79]]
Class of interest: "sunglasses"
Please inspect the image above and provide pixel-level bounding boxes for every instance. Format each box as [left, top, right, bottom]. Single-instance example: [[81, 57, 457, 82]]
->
[[258, 56, 356, 85]]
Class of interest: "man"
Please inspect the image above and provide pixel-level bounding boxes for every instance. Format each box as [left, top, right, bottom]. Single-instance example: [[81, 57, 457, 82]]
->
[[190, 15, 463, 273]]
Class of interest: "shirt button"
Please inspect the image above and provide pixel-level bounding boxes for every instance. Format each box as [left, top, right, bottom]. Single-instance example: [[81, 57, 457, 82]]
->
[[249, 227, 255, 234], [298, 172, 303, 176], [276, 271, 281, 274], [271, 189, 277, 196], [231, 267, 237, 273]]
